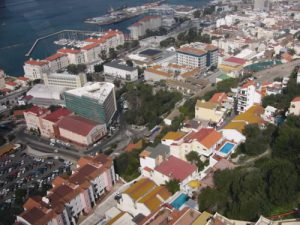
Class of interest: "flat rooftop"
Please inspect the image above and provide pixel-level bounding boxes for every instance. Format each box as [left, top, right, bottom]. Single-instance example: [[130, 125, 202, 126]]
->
[[65, 82, 114, 104], [140, 49, 162, 56]]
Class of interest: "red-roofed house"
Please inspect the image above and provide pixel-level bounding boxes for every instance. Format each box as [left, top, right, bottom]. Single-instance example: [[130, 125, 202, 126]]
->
[[24, 106, 50, 131], [170, 128, 224, 159], [24, 59, 50, 80], [54, 115, 107, 146], [39, 108, 73, 138], [289, 96, 300, 116], [151, 156, 198, 186], [5, 81, 19, 90], [224, 56, 247, 65], [209, 92, 227, 104], [16, 76, 30, 86]]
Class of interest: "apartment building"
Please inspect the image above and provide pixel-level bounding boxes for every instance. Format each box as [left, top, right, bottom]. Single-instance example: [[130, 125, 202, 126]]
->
[[128, 16, 162, 40], [237, 80, 262, 113], [24, 30, 124, 80], [43, 72, 87, 89], [177, 42, 218, 69], [16, 154, 116, 225], [57, 48, 86, 65], [64, 82, 117, 124], [45, 53, 69, 72], [23, 59, 50, 80]]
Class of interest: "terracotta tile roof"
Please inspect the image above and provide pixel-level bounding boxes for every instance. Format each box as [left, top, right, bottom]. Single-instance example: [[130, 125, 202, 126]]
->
[[42, 108, 72, 123], [224, 57, 247, 65], [162, 131, 186, 140], [20, 206, 57, 225], [191, 211, 213, 225], [146, 66, 173, 77], [25, 59, 48, 66], [6, 81, 17, 86], [81, 42, 99, 50], [58, 48, 81, 54], [124, 140, 143, 152], [17, 76, 30, 81], [209, 92, 227, 104], [205, 44, 218, 51], [292, 96, 300, 102], [52, 176, 66, 187], [178, 47, 207, 56], [56, 115, 101, 136], [45, 53, 67, 62], [241, 80, 255, 89], [155, 156, 197, 181], [184, 128, 223, 149], [24, 105, 49, 116]]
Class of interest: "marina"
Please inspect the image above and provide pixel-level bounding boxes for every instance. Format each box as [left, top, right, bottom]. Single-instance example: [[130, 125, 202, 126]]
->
[[84, 0, 166, 26]]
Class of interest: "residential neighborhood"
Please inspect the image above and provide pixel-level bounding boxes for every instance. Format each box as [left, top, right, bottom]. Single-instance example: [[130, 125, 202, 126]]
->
[[0, 0, 300, 224]]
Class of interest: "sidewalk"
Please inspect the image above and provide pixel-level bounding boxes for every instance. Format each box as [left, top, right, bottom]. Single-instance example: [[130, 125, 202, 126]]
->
[[79, 175, 142, 225]]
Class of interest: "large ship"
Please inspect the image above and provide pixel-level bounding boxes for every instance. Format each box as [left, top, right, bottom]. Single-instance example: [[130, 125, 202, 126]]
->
[[85, 0, 166, 26]]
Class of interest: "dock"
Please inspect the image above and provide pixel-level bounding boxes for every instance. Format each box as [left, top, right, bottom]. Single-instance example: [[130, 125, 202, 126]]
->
[[25, 29, 96, 57]]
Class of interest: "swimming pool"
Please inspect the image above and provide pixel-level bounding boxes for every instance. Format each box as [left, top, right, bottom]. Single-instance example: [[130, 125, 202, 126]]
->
[[171, 193, 189, 210], [219, 142, 235, 154]]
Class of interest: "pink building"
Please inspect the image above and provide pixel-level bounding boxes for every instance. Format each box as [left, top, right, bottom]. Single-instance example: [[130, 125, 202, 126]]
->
[[54, 115, 107, 147], [23, 106, 50, 131], [16, 154, 116, 225], [39, 108, 73, 138]]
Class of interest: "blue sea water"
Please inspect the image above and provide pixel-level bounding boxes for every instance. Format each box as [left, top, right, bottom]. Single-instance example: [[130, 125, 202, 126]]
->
[[0, 0, 208, 76]]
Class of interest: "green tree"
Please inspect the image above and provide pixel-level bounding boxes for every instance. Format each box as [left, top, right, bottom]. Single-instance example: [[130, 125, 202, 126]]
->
[[126, 60, 133, 67], [193, 10, 201, 18], [165, 179, 180, 194]]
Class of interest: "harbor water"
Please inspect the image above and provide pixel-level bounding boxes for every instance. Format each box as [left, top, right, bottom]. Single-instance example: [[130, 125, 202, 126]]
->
[[0, 0, 207, 75]]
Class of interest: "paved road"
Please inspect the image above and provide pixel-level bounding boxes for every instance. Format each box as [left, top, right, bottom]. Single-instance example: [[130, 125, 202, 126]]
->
[[255, 59, 300, 83], [80, 176, 142, 225], [0, 87, 30, 105]]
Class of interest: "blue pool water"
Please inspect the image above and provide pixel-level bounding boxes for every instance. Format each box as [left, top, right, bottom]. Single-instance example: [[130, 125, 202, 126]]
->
[[219, 143, 235, 154], [171, 193, 189, 210]]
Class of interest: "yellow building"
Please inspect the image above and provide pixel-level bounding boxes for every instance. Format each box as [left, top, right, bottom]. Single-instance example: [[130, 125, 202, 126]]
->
[[224, 104, 265, 133], [195, 100, 226, 124]]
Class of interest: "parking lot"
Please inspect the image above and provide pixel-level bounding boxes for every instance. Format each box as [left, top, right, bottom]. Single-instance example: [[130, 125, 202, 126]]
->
[[0, 144, 72, 203]]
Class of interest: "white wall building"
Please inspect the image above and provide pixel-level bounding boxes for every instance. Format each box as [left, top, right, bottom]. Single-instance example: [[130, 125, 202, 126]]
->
[[128, 16, 162, 40], [237, 80, 262, 113], [24, 59, 50, 80], [103, 60, 138, 81], [289, 97, 300, 116], [177, 42, 218, 69], [43, 72, 87, 89]]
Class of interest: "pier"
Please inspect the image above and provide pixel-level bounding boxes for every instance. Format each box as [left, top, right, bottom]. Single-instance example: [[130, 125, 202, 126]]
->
[[25, 29, 96, 57]]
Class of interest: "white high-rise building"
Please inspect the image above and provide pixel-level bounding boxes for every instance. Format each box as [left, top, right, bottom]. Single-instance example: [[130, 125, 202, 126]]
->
[[237, 80, 262, 113]]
